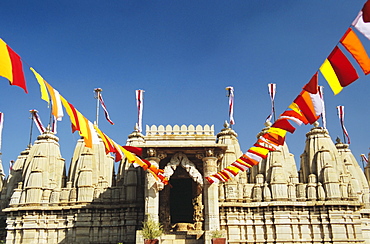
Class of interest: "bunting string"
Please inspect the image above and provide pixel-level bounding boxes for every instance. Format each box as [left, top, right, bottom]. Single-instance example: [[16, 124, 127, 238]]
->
[[1, 2, 370, 186]]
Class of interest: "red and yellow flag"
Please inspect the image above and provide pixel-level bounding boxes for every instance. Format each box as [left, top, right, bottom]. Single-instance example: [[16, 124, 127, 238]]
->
[[0, 39, 27, 93]]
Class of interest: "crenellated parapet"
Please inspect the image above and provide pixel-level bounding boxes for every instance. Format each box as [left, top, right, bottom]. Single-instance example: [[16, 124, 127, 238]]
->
[[146, 124, 214, 136]]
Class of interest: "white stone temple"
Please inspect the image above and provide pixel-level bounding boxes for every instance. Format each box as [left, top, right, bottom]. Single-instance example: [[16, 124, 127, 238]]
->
[[0, 122, 369, 243]]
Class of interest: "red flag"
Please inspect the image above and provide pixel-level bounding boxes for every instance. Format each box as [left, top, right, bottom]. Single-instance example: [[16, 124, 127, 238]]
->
[[363, 0, 370, 22], [30, 109, 46, 134], [293, 91, 320, 124], [327, 46, 359, 87], [98, 92, 114, 125], [122, 146, 143, 157], [271, 118, 296, 134], [337, 105, 351, 144], [303, 72, 318, 94]]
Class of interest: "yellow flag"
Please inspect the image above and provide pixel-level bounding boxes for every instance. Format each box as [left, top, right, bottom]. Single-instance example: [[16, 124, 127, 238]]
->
[[319, 59, 343, 95], [30, 67, 50, 104], [0, 39, 12, 82]]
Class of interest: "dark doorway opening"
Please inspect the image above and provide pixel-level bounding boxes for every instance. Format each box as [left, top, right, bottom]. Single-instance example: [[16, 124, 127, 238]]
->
[[170, 178, 193, 224]]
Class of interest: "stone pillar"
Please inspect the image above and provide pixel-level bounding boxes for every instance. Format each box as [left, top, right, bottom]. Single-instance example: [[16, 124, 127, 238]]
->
[[144, 148, 165, 222], [201, 148, 220, 231]]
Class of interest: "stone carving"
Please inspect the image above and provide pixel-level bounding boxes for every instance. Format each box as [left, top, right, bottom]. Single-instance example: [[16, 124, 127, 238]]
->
[[163, 152, 203, 187], [192, 194, 204, 230]]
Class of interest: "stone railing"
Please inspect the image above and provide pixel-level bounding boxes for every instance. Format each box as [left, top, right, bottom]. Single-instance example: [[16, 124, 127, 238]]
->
[[145, 124, 214, 136]]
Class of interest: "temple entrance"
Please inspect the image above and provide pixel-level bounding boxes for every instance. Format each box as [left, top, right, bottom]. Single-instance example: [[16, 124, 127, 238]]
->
[[170, 178, 193, 224], [159, 152, 204, 231]]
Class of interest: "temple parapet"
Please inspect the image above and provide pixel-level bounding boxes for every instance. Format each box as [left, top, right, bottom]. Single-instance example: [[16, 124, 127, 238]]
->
[[146, 124, 214, 136]]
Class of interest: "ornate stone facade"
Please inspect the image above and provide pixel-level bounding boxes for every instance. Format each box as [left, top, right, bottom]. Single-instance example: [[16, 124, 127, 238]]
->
[[0, 122, 369, 244]]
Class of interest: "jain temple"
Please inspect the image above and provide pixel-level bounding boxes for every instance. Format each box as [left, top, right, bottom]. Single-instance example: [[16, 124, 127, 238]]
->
[[0, 121, 369, 244]]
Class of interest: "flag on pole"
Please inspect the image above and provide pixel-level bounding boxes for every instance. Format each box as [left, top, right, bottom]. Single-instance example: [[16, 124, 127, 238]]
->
[[30, 110, 46, 134], [0, 39, 28, 93], [226, 86, 235, 125], [9, 160, 14, 175], [136, 89, 144, 132], [51, 116, 57, 134], [98, 92, 114, 125], [361, 154, 369, 164], [266, 83, 276, 123], [318, 86, 327, 129], [336, 105, 351, 144], [0, 112, 3, 152]]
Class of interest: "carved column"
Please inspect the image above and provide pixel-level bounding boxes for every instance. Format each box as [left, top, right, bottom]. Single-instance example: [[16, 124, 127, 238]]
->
[[144, 148, 166, 222], [200, 148, 220, 231]]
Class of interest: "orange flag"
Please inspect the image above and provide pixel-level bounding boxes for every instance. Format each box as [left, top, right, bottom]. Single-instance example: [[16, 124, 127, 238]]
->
[[340, 28, 370, 75]]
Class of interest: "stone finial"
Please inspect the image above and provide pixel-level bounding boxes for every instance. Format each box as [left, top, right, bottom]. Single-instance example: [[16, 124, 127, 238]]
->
[[223, 120, 229, 128], [264, 121, 272, 127], [336, 137, 342, 144]]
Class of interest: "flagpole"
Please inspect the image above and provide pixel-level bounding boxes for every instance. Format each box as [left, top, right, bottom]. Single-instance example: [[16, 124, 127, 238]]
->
[[272, 99, 276, 122], [94, 88, 102, 126], [29, 110, 36, 147]]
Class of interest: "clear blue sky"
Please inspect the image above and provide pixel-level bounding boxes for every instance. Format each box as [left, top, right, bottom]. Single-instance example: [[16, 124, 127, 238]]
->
[[0, 1, 369, 173]]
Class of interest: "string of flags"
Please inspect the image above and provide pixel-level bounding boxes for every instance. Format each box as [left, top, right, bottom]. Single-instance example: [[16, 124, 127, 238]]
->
[[206, 0, 370, 184], [0, 44, 168, 185], [1, 1, 370, 185]]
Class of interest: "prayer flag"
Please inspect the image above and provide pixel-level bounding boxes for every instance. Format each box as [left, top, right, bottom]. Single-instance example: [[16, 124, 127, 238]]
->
[[226, 86, 235, 125], [337, 105, 351, 144], [271, 118, 296, 134], [98, 92, 114, 125], [122, 146, 143, 156], [279, 109, 308, 126], [327, 46, 359, 87], [60, 96, 80, 133], [293, 91, 320, 124], [262, 130, 285, 146], [93, 125, 115, 154], [30, 67, 50, 104], [352, 1, 370, 40], [340, 28, 370, 75], [302, 72, 323, 117], [44, 81, 64, 121], [266, 83, 276, 123], [320, 47, 359, 95], [0, 39, 27, 93], [248, 146, 270, 159], [136, 90, 144, 132], [320, 59, 343, 95]]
